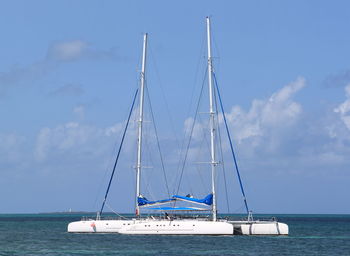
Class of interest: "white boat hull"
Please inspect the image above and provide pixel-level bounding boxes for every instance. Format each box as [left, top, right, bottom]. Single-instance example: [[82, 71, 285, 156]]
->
[[67, 219, 134, 233], [118, 219, 234, 235], [230, 221, 289, 235], [68, 219, 288, 235], [246, 222, 288, 235]]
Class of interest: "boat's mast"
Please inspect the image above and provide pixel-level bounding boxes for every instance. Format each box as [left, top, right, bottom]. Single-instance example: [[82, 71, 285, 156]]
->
[[136, 33, 147, 217], [206, 17, 217, 221]]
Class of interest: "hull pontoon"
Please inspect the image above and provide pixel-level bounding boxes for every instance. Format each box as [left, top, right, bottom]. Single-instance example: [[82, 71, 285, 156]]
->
[[68, 217, 288, 235]]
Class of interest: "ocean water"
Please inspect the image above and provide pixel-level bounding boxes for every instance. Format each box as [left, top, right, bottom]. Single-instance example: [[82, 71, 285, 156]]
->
[[0, 214, 349, 256]]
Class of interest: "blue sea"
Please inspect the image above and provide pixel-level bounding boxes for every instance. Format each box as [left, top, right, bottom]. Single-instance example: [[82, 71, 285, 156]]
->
[[0, 214, 349, 255]]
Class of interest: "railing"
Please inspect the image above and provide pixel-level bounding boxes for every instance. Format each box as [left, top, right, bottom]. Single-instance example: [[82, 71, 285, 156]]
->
[[80, 215, 131, 221], [80, 214, 279, 222]]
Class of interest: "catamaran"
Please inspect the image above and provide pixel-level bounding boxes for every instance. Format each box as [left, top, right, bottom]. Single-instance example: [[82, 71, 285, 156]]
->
[[68, 17, 289, 235]]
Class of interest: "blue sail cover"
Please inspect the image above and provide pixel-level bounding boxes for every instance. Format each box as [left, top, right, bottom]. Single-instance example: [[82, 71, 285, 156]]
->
[[138, 193, 213, 208], [148, 206, 208, 211], [138, 196, 175, 207], [172, 193, 213, 206]]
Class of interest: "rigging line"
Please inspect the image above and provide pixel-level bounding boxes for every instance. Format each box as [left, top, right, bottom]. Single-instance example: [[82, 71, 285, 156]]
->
[[143, 172, 156, 204], [175, 67, 208, 196], [131, 102, 139, 210], [99, 88, 139, 216], [197, 113, 212, 158], [194, 133, 210, 194], [212, 28, 221, 77], [172, 30, 207, 194], [149, 44, 181, 150], [231, 203, 245, 214], [92, 137, 119, 211], [218, 124, 231, 213], [213, 72, 250, 214], [142, 127, 156, 200], [213, 85, 231, 213], [183, 126, 206, 196], [105, 202, 128, 219], [195, 115, 214, 193], [187, 114, 209, 195], [144, 81, 171, 198], [93, 84, 140, 212], [141, 120, 160, 202]]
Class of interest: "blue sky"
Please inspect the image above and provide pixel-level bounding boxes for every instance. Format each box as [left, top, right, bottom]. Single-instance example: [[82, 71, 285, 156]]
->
[[1, 0, 350, 214]]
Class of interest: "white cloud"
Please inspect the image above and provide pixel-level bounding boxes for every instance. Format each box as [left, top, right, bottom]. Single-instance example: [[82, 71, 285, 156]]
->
[[0, 39, 120, 97], [47, 40, 87, 62], [334, 84, 350, 130], [0, 40, 87, 96], [175, 77, 350, 177], [73, 105, 85, 120], [35, 122, 100, 161], [181, 77, 306, 167], [34, 119, 129, 162], [105, 123, 123, 137], [225, 77, 305, 144], [183, 117, 207, 142]]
